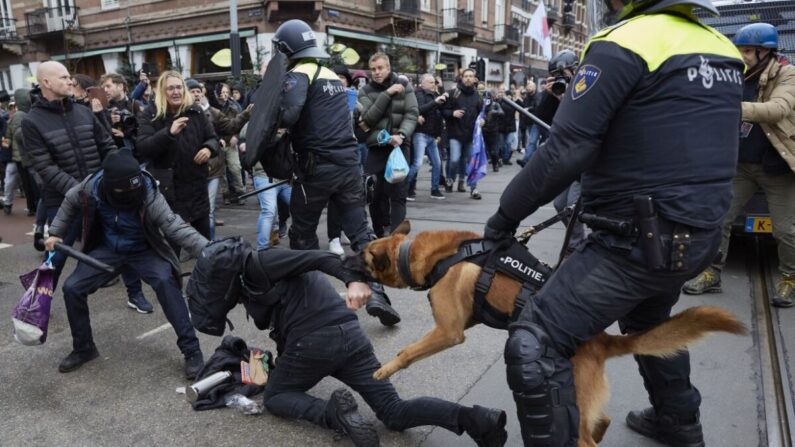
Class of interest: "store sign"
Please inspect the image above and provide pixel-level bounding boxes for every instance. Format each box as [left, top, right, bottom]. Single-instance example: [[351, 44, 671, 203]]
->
[[486, 62, 503, 82]]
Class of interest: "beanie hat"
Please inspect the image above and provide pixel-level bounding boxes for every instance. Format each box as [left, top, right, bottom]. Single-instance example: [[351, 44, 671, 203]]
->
[[103, 150, 142, 191], [185, 79, 202, 91], [332, 65, 353, 86]]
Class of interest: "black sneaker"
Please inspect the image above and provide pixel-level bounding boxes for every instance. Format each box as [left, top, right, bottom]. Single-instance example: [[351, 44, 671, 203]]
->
[[517, 159, 526, 167], [503, 160, 513, 166], [445, 178, 454, 193], [326, 388, 379, 447], [58, 346, 100, 373], [3, 204, 11, 215], [406, 191, 416, 202], [430, 189, 445, 200], [184, 350, 204, 380], [127, 293, 154, 314], [366, 282, 400, 326], [464, 406, 508, 447], [626, 407, 705, 447]]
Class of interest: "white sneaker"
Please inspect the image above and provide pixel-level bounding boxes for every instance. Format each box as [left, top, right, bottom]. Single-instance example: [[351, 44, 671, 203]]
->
[[340, 232, 351, 245], [329, 238, 345, 256]]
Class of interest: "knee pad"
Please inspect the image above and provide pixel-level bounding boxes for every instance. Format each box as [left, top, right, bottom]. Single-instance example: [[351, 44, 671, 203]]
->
[[505, 322, 578, 446]]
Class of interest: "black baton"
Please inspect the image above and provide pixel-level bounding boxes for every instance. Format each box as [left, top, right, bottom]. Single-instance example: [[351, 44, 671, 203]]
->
[[50, 242, 115, 274], [500, 97, 552, 132], [236, 179, 290, 200]]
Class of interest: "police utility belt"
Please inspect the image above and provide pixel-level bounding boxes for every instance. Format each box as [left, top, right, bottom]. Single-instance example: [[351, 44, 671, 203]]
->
[[579, 196, 692, 272], [397, 238, 552, 330]]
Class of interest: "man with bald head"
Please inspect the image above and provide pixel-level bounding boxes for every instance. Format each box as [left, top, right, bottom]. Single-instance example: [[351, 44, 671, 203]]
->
[[23, 61, 118, 290]]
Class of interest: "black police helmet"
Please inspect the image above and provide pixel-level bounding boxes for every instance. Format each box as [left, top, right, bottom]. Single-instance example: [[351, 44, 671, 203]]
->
[[612, 0, 718, 22], [548, 50, 578, 76], [273, 19, 330, 60]]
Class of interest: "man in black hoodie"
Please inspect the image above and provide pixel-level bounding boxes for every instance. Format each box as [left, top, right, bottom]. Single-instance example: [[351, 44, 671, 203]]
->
[[189, 243, 508, 447], [442, 68, 482, 199]]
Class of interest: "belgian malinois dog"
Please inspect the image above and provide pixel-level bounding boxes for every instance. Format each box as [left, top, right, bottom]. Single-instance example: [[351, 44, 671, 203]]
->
[[362, 221, 745, 446]]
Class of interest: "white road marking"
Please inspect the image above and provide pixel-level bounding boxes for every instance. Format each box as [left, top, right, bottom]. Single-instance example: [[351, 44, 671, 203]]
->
[[136, 323, 172, 340], [0, 243, 12, 250]]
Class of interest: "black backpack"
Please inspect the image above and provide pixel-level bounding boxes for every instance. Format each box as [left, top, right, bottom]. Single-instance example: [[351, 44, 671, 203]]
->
[[185, 236, 252, 336]]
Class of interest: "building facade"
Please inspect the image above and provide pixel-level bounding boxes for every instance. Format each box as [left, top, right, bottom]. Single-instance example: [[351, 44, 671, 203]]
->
[[0, 0, 590, 92]]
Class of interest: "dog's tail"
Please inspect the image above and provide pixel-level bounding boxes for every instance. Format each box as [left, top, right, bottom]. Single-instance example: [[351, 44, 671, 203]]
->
[[602, 306, 746, 360]]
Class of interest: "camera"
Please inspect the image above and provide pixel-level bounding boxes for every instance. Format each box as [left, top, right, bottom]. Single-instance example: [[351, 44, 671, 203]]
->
[[551, 77, 569, 96], [114, 109, 138, 135]]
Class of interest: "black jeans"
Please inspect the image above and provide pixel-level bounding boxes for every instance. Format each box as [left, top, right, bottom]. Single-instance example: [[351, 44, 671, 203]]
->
[[290, 163, 372, 251], [264, 320, 464, 434], [369, 171, 408, 237], [61, 245, 200, 355]]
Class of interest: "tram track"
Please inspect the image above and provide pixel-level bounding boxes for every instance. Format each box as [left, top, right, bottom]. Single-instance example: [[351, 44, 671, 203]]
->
[[749, 237, 795, 447]]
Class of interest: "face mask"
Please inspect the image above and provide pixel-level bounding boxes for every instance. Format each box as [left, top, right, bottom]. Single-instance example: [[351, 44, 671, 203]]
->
[[102, 176, 145, 211]]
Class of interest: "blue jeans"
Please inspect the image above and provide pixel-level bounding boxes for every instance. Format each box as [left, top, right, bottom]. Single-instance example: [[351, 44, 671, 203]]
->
[[207, 177, 220, 240], [264, 320, 464, 434], [523, 125, 543, 163], [408, 133, 442, 190], [501, 131, 517, 162], [254, 175, 292, 250], [62, 245, 200, 355], [446, 138, 472, 184]]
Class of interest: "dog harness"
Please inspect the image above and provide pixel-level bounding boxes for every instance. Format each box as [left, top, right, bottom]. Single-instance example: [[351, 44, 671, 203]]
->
[[398, 238, 552, 330]]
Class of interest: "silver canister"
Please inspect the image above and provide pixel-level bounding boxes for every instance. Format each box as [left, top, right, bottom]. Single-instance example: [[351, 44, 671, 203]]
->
[[186, 371, 233, 403]]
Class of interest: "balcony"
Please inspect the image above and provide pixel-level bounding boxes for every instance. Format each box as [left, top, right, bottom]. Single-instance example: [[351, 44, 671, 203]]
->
[[515, 0, 533, 11], [263, 1, 322, 23], [25, 6, 80, 38], [441, 8, 475, 43], [494, 24, 520, 51], [0, 16, 23, 42], [374, 0, 423, 36]]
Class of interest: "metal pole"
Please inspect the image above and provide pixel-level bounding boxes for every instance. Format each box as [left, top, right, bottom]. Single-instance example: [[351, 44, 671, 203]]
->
[[501, 96, 551, 131], [236, 179, 290, 200], [230, 0, 241, 79]]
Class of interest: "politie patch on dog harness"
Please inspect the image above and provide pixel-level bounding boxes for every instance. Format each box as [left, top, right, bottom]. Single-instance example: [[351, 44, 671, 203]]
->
[[571, 64, 601, 101]]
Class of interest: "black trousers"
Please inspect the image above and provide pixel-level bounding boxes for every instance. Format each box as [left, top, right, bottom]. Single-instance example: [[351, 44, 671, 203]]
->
[[369, 172, 408, 237], [290, 163, 372, 251], [61, 246, 200, 355], [264, 320, 464, 435], [19, 165, 40, 213]]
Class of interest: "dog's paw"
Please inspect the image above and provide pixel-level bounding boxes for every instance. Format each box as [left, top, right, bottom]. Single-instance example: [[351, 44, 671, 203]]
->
[[373, 366, 393, 381]]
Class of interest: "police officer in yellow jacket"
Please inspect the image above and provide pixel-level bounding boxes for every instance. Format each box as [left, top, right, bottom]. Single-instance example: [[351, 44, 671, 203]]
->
[[273, 20, 401, 326], [483, 0, 744, 444]]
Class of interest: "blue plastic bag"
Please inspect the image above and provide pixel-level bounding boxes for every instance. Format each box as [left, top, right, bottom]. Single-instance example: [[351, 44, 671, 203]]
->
[[384, 146, 409, 184]]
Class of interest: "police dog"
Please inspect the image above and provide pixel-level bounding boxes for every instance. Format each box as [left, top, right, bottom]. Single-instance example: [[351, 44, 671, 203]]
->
[[362, 221, 745, 447]]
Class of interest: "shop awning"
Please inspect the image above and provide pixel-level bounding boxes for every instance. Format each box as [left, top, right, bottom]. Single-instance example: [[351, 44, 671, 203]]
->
[[328, 27, 438, 52]]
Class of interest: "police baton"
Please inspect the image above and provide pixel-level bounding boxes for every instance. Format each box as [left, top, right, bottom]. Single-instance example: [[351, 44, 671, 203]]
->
[[43, 241, 116, 274], [516, 204, 576, 245], [236, 179, 290, 200], [500, 97, 552, 132]]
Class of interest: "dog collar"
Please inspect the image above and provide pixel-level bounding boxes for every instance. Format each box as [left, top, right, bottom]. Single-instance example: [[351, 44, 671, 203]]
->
[[398, 240, 427, 291]]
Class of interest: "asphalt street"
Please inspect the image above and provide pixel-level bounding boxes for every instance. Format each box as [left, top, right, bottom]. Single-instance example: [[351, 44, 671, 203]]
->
[[0, 160, 785, 447]]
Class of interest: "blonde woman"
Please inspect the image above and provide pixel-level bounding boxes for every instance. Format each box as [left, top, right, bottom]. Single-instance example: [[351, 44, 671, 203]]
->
[[137, 71, 219, 245]]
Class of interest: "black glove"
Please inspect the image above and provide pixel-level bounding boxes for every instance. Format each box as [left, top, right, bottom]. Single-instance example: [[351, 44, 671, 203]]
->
[[484, 208, 518, 241]]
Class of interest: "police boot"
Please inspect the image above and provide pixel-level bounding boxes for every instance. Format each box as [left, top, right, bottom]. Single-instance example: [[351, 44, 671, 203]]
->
[[681, 267, 721, 295], [366, 282, 400, 326], [626, 407, 704, 447], [459, 405, 508, 447], [772, 275, 795, 308], [325, 388, 379, 447]]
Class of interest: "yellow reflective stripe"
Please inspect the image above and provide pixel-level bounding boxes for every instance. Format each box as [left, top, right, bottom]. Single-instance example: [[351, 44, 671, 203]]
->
[[585, 14, 742, 72], [290, 63, 339, 84]]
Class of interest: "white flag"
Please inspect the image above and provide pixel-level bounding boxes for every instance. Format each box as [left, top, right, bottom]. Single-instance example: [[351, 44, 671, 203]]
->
[[525, 2, 552, 60]]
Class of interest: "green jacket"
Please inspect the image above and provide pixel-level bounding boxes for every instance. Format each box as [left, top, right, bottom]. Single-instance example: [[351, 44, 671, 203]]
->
[[358, 72, 418, 148], [7, 89, 31, 165]]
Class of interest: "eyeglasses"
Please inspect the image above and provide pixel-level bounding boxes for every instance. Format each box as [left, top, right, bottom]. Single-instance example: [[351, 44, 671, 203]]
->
[[166, 85, 184, 92]]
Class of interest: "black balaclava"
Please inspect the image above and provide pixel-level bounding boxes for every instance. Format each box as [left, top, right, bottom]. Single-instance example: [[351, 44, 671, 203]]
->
[[101, 149, 145, 211]]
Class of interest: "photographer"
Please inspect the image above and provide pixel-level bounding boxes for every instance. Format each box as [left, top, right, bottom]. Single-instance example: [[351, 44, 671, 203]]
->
[[100, 73, 142, 152]]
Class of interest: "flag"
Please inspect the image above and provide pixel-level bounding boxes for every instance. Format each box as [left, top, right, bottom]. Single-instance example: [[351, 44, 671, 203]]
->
[[466, 105, 488, 188], [526, 2, 552, 60]]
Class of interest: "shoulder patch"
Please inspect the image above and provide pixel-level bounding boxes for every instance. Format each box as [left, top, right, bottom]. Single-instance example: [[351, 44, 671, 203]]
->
[[283, 77, 297, 92], [571, 65, 601, 101]]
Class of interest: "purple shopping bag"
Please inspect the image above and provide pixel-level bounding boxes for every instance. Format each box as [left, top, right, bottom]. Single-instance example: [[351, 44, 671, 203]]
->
[[12, 260, 55, 345]]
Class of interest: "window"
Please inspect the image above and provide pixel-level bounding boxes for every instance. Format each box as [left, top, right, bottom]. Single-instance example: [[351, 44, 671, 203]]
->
[[192, 39, 254, 75], [0, 0, 14, 34], [421, 0, 431, 12], [466, 0, 474, 12], [101, 0, 119, 10], [481, 0, 488, 24]]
